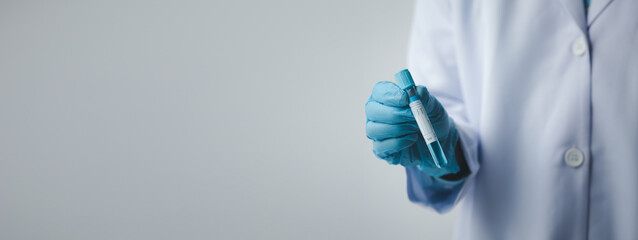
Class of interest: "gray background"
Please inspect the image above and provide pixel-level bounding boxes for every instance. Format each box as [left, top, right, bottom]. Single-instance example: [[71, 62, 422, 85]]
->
[[0, 0, 457, 239]]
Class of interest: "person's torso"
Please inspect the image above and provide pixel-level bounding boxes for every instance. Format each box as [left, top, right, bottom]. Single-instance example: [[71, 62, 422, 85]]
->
[[443, 1, 638, 239]]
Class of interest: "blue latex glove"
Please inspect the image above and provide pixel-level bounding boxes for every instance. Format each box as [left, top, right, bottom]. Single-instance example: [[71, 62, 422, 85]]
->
[[366, 81, 460, 177]]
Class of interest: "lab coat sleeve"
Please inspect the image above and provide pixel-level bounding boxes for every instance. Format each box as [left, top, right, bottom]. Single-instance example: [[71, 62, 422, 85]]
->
[[405, 0, 480, 214]]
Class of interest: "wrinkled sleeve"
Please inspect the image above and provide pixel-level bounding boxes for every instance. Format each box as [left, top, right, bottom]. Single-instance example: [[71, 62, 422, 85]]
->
[[405, 0, 480, 214]]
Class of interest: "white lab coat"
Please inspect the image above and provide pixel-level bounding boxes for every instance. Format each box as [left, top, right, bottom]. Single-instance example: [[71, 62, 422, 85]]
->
[[405, 0, 638, 239]]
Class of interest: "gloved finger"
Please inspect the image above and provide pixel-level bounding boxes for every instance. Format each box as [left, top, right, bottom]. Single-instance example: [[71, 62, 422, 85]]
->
[[372, 133, 418, 157], [415, 85, 448, 123], [371, 81, 410, 107], [365, 100, 414, 124], [415, 85, 439, 114], [366, 121, 418, 141], [415, 85, 431, 98]]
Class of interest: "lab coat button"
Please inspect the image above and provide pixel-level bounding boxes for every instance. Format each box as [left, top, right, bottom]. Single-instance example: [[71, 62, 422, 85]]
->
[[572, 38, 587, 56], [565, 148, 584, 168]]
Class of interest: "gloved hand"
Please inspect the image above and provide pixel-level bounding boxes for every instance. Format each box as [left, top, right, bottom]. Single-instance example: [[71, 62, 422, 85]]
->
[[365, 81, 460, 177]]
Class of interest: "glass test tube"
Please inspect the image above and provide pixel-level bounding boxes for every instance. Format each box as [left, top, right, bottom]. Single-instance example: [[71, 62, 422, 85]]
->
[[395, 69, 448, 169]]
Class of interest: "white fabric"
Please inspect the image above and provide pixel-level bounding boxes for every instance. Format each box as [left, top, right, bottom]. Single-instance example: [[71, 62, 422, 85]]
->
[[405, 0, 638, 239]]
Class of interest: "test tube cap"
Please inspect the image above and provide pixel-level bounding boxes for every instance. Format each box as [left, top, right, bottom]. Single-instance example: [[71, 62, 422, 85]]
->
[[395, 69, 415, 90]]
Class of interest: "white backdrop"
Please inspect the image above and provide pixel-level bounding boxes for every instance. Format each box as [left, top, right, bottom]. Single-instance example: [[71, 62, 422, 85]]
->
[[0, 1, 457, 239]]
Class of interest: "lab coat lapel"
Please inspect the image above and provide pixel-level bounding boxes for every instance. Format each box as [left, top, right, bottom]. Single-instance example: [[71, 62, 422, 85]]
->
[[559, 0, 587, 33], [587, 0, 614, 26]]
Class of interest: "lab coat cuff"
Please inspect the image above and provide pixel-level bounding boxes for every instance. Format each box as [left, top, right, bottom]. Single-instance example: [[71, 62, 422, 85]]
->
[[405, 120, 479, 213], [406, 166, 465, 213], [449, 120, 480, 207]]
